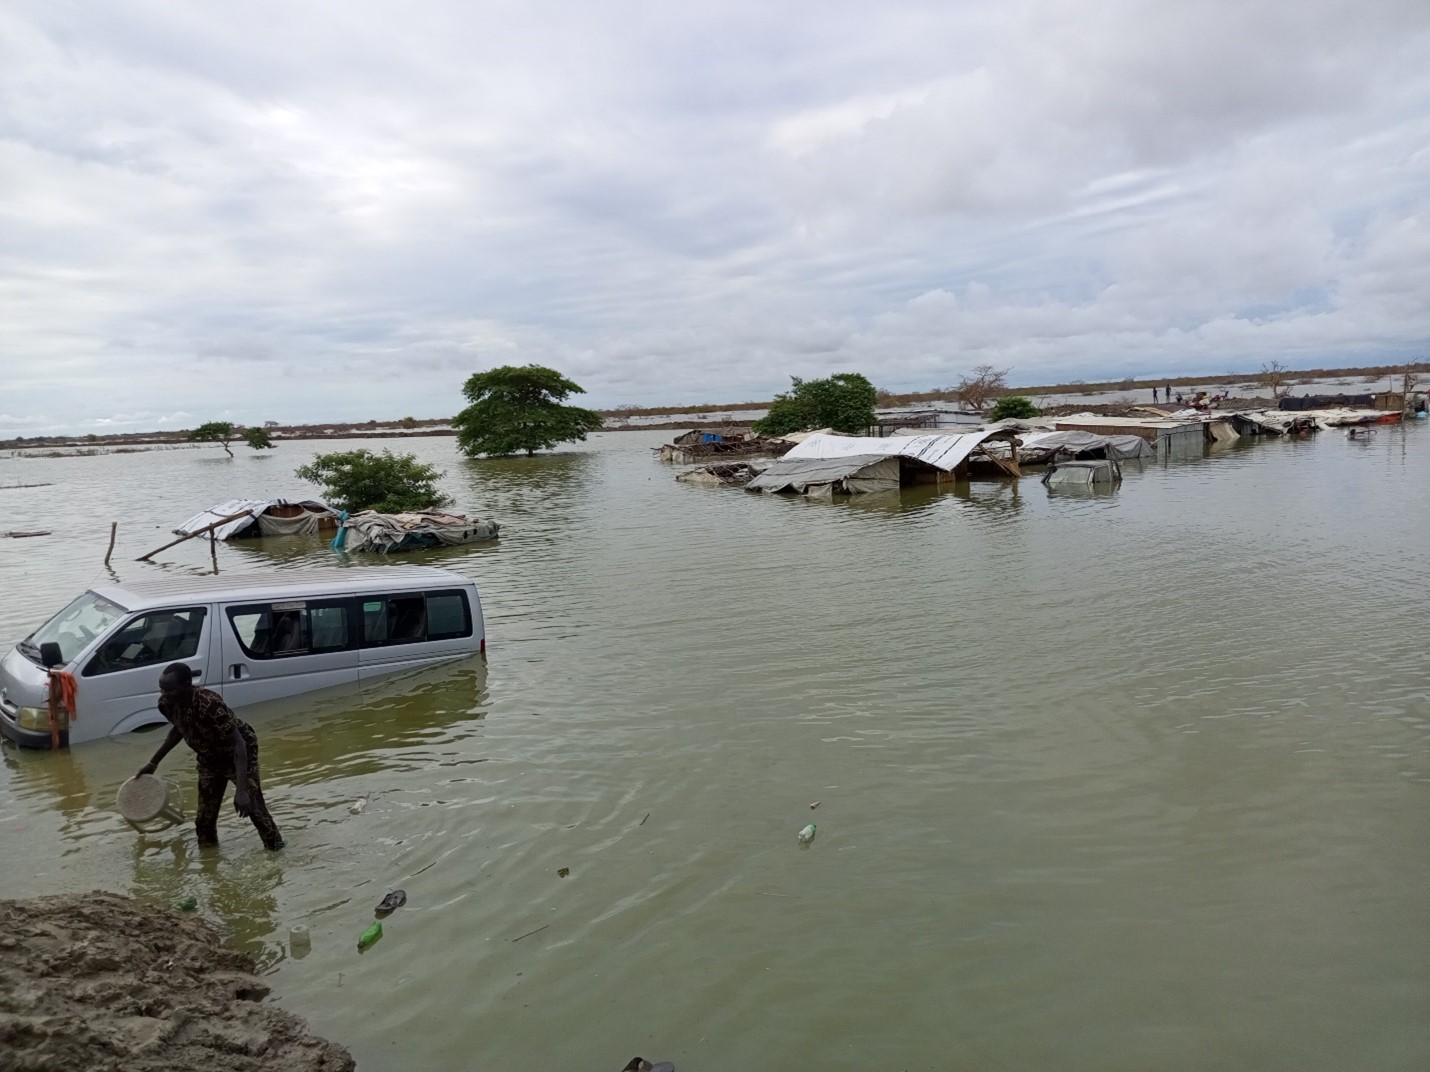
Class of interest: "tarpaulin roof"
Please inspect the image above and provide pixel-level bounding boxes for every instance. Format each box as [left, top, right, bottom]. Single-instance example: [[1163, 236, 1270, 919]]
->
[[746, 455, 900, 495], [783, 431, 1003, 472], [173, 499, 334, 539], [1011, 431, 1154, 459]]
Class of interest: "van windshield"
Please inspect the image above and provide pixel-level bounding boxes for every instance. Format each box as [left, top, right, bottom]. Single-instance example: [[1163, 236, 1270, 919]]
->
[[20, 592, 127, 667]]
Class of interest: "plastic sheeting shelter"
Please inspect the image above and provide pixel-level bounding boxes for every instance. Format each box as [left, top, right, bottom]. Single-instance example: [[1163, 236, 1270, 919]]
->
[[746, 455, 901, 497], [1001, 431, 1153, 461], [334, 510, 500, 553], [173, 499, 337, 540]]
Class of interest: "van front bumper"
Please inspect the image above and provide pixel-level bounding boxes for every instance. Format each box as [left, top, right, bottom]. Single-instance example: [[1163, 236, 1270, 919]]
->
[[0, 711, 66, 749]]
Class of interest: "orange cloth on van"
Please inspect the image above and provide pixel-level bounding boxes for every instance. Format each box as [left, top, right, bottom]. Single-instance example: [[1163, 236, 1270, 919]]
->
[[48, 670, 79, 720]]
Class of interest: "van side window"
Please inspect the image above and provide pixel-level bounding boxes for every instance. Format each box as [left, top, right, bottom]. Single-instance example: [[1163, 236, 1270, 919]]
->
[[83, 608, 207, 677], [227, 602, 351, 659], [426, 592, 470, 640], [360, 591, 470, 646]]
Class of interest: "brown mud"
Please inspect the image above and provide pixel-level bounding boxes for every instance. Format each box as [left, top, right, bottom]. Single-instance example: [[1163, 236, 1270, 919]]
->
[[0, 891, 353, 1072]]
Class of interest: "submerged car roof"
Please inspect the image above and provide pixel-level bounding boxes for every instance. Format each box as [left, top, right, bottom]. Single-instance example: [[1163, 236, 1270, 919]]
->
[[90, 566, 475, 612]]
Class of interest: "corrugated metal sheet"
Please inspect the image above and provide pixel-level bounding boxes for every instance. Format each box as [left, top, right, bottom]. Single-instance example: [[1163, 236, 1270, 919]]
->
[[783, 431, 1000, 472]]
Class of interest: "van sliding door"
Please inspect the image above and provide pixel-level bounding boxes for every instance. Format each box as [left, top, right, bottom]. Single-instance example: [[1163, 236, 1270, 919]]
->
[[220, 598, 360, 708]]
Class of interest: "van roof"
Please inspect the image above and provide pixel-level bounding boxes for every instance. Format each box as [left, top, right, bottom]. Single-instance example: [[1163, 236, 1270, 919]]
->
[[91, 566, 475, 612]]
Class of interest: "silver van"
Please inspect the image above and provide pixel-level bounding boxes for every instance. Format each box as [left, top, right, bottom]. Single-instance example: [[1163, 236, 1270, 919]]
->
[[0, 566, 485, 749]]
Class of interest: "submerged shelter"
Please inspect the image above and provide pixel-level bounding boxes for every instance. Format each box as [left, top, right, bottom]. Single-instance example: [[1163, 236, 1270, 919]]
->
[[173, 499, 338, 539], [334, 511, 500, 553], [1042, 459, 1121, 488], [746, 431, 1020, 496]]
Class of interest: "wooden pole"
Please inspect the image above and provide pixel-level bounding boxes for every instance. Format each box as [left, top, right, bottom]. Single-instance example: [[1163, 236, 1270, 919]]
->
[[104, 522, 117, 566], [46, 674, 60, 751], [136, 511, 251, 562]]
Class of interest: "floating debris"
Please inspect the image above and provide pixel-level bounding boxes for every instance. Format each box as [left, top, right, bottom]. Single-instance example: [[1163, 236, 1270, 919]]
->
[[173, 896, 198, 911], [348, 798, 367, 815], [809, 801, 821, 810], [357, 920, 383, 952], [797, 823, 816, 845], [375, 890, 407, 917], [556, 867, 570, 878]]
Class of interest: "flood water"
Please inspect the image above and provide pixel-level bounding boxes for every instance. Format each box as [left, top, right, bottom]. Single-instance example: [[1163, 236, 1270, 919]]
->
[[2, 426, 1428, 1071]]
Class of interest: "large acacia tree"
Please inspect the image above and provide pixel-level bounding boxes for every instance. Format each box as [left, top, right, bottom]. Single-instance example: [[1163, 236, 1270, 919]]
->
[[454, 365, 604, 457], [752, 372, 877, 436]]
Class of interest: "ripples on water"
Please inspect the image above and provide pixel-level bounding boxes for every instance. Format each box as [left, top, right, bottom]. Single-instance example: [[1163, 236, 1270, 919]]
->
[[2, 428, 1428, 1071]]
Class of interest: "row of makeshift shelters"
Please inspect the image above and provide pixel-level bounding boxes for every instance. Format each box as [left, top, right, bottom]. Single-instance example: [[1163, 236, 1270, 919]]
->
[[746, 431, 1023, 496]]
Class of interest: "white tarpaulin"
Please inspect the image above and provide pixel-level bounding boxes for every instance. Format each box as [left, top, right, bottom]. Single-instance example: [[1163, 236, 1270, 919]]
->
[[746, 455, 901, 496], [1008, 431, 1154, 460], [338, 511, 500, 553], [173, 499, 336, 540], [783, 431, 1002, 472]]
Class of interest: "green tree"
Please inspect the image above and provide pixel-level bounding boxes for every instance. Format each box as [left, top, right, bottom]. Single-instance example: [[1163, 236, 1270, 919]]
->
[[752, 373, 877, 436], [189, 421, 275, 456], [294, 449, 452, 513], [988, 397, 1039, 421], [189, 421, 238, 457], [454, 365, 605, 457]]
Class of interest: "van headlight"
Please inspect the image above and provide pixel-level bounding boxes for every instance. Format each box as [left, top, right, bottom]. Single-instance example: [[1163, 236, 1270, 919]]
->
[[16, 707, 52, 731]]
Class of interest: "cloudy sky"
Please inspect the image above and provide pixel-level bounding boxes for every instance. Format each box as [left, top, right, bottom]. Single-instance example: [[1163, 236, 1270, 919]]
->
[[3, 0, 1427, 435]]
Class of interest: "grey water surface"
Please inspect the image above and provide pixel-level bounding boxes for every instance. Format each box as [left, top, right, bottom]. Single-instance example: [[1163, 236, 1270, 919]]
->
[[1, 427, 1427, 1071]]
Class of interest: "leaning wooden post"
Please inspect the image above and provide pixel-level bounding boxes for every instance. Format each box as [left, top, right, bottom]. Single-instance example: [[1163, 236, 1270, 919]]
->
[[136, 510, 251, 562], [104, 522, 117, 566]]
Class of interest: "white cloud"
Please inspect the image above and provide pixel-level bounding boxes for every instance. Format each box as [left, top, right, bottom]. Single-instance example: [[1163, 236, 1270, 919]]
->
[[1, 0, 1427, 435]]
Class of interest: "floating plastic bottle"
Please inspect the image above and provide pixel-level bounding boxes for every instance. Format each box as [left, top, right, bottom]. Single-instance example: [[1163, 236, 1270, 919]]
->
[[357, 920, 383, 952], [289, 924, 312, 955], [797, 823, 816, 845]]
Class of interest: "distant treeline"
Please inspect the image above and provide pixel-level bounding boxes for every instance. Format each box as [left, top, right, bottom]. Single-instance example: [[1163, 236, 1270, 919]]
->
[[4, 362, 1424, 450], [599, 361, 1429, 416]]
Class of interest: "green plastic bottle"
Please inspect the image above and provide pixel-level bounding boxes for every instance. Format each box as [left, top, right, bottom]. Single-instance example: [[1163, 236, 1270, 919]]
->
[[797, 823, 816, 845], [357, 920, 383, 952], [174, 896, 198, 911]]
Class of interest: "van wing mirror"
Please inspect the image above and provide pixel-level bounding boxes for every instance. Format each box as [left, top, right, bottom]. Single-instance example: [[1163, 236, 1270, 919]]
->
[[39, 642, 64, 669]]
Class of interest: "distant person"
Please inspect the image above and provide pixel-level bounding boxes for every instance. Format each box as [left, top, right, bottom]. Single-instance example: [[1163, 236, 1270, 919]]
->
[[1152, 387, 1159, 402], [1165, 383, 1172, 399], [136, 663, 284, 851]]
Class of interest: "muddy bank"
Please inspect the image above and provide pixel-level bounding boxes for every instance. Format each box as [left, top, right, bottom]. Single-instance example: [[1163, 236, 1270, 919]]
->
[[0, 892, 353, 1072]]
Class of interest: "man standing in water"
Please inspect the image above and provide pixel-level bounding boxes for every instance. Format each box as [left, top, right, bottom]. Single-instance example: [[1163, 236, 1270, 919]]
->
[[136, 663, 284, 850]]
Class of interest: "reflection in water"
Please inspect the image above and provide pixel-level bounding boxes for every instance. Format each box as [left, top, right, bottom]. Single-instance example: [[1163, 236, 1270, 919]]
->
[[129, 836, 285, 968], [258, 659, 490, 785], [1, 743, 98, 825]]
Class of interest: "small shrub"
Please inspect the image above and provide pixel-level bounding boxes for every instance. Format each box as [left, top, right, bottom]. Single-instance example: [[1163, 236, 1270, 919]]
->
[[295, 449, 451, 513], [988, 397, 1039, 421]]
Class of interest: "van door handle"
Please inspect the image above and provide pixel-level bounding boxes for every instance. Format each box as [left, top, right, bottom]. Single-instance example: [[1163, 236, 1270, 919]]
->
[[187, 665, 203, 682], [230, 664, 247, 680]]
